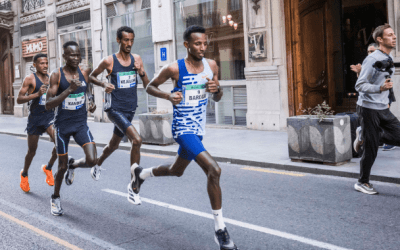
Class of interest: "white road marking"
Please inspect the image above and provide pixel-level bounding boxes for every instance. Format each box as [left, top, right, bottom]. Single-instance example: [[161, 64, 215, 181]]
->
[[0, 198, 125, 250], [103, 188, 353, 250]]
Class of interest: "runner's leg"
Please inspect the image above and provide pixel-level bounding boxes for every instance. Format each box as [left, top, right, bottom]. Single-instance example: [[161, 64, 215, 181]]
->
[[125, 125, 142, 166], [22, 134, 40, 176], [70, 143, 97, 168], [97, 133, 122, 166], [45, 125, 57, 170]]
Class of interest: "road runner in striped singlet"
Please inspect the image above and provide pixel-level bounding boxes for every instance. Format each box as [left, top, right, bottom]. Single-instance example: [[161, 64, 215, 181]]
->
[[16, 53, 57, 193], [131, 25, 238, 250], [89, 26, 149, 202], [45, 41, 99, 216]]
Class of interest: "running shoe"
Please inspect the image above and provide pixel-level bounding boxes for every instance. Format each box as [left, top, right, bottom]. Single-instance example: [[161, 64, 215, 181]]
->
[[127, 183, 142, 205], [65, 157, 75, 186], [42, 165, 54, 186], [214, 227, 238, 250], [353, 127, 363, 153], [90, 166, 105, 181], [354, 182, 378, 195], [130, 163, 144, 194], [383, 144, 396, 151], [20, 170, 30, 193], [50, 197, 64, 216]]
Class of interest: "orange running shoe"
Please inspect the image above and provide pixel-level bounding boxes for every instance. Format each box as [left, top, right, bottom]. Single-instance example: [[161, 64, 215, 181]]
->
[[20, 170, 30, 192], [42, 165, 54, 186]]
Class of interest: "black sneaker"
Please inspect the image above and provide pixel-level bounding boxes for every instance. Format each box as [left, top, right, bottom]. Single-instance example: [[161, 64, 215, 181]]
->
[[65, 157, 75, 186], [130, 163, 144, 194], [214, 227, 238, 250], [50, 197, 64, 216], [354, 182, 378, 195]]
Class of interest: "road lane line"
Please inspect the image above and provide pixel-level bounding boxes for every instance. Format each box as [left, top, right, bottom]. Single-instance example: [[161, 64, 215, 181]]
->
[[0, 210, 82, 250], [0, 198, 125, 250], [241, 167, 306, 177], [103, 189, 352, 250], [126, 152, 171, 159]]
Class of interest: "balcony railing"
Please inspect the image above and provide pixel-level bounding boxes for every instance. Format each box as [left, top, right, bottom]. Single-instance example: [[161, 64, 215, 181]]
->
[[0, 0, 12, 11], [22, 0, 45, 13]]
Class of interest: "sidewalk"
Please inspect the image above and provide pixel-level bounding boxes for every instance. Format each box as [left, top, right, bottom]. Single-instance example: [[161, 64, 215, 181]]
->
[[1, 115, 400, 184]]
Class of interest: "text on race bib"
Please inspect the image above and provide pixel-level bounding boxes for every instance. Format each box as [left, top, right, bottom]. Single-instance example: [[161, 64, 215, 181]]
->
[[183, 84, 208, 106], [39, 93, 46, 105], [62, 92, 85, 110], [117, 71, 136, 89]]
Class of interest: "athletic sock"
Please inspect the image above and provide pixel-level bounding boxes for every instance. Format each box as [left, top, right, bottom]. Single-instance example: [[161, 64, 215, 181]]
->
[[212, 208, 226, 231], [46, 163, 53, 170], [21, 172, 28, 177], [139, 168, 154, 180], [51, 194, 60, 199]]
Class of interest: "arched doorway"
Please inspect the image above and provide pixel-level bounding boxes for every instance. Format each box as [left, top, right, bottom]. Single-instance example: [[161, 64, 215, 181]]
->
[[0, 9, 14, 115]]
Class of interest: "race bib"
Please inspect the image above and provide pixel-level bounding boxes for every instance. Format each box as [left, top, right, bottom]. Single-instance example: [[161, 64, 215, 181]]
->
[[62, 92, 85, 110], [117, 71, 136, 89], [183, 84, 207, 106], [39, 93, 46, 105]]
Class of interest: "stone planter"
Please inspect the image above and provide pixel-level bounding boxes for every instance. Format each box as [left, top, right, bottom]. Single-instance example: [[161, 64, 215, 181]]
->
[[287, 115, 352, 165], [138, 113, 175, 145]]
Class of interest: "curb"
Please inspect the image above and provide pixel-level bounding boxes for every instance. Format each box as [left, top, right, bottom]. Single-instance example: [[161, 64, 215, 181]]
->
[[2, 131, 399, 185]]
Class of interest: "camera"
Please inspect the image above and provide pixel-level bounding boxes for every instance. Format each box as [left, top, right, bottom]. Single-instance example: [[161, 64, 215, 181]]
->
[[373, 58, 394, 75]]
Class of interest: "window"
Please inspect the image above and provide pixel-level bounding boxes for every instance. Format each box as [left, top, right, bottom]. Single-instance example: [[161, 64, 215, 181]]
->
[[106, 2, 155, 115], [59, 29, 93, 70], [174, 0, 245, 81]]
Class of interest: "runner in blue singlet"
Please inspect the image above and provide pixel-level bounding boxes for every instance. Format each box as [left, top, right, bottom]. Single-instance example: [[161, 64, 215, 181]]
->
[[45, 41, 98, 216], [89, 26, 150, 197], [130, 25, 238, 250], [16, 53, 57, 192]]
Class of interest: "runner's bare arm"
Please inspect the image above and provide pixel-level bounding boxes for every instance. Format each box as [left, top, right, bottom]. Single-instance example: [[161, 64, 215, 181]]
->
[[207, 59, 223, 102], [45, 69, 80, 110], [17, 74, 40, 104], [146, 63, 181, 104], [133, 54, 150, 89], [89, 56, 115, 93], [83, 68, 96, 113]]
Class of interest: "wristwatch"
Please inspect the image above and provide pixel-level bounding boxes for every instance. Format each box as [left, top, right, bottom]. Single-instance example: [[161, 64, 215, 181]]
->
[[214, 85, 221, 94], [139, 72, 146, 78]]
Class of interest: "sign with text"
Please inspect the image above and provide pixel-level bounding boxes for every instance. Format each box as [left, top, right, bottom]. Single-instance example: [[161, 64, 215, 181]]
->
[[22, 37, 47, 58], [160, 47, 167, 61]]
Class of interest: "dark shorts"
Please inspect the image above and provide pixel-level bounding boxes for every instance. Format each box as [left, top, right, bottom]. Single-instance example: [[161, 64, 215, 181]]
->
[[106, 109, 135, 138], [54, 123, 95, 156], [26, 113, 54, 136], [175, 134, 205, 161]]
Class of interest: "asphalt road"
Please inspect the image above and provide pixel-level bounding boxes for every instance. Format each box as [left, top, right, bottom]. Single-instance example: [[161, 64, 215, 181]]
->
[[0, 133, 400, 250]]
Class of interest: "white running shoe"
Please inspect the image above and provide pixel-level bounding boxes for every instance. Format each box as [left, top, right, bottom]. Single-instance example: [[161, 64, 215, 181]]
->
[[90, 166, 105, 181], [127, 184, 142, 205], [50, 197, 64, 216]]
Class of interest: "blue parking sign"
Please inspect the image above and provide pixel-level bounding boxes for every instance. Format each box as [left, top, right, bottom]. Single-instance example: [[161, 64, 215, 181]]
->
[[160, 48, 167, 61]]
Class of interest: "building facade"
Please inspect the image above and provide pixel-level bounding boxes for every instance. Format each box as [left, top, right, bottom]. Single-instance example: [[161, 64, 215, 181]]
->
[[6, 0, 400, 131]]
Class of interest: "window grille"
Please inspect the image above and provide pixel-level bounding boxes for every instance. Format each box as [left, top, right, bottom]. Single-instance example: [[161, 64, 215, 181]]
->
[[141, 0, 151, 10], [106, 4, 117, 18], [57, 10, 91, 28], [21, 21, 46, 36], [22, 0, 45, 13], [0, 0, 11, 11]]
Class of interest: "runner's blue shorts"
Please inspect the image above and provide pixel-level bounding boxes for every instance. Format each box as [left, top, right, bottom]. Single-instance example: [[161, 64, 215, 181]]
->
[[54, 123, 94, 156], [175, 134, 206, 161], [26, 112, 54, 136], [106, 109, 135, 138]]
